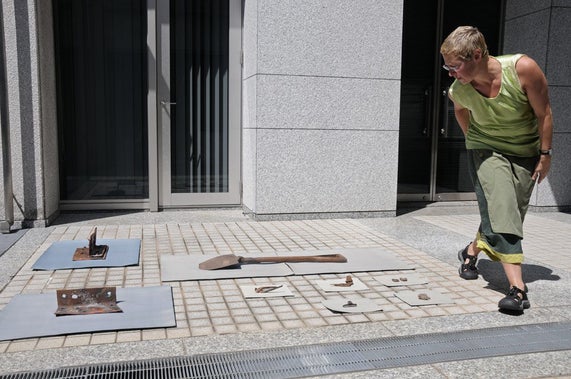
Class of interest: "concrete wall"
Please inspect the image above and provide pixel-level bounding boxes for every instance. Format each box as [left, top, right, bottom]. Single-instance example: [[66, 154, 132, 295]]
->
[[504, 0, 571, 209], [242, 0, 403, 219], [1, 0, 568, 227], [0, 0, 58, 228], [36, 0, 59, 224]]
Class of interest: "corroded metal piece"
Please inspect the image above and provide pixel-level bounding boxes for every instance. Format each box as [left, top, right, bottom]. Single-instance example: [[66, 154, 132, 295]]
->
[[333, 275, 354, 287], [254, 284, 283, 293], [199, 253, 347, 270], [55, 287, 122, 316], [72, 227, 109, 261]]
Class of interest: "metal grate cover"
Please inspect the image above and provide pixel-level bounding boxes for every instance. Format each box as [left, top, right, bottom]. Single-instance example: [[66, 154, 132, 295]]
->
[[2, 322, 570, 379]]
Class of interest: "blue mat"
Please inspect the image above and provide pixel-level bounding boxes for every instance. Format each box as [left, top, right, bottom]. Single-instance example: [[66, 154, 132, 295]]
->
[[0, 229, 27, 258], [32, 239, 141, 270], [0, 286, 175, 341]]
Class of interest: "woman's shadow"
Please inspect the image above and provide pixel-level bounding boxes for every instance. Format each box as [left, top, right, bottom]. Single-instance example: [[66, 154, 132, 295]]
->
[[478, 259, 560, 290], [477, 259, 560, 315]]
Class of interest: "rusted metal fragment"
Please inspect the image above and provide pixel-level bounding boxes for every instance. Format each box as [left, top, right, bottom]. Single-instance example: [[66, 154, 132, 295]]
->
[[333, 275, 354, 287], [254, 285, 283, 293], [55, 287, 122, 316], [322, 298, 382, 313], [73, 228, 109, 261]]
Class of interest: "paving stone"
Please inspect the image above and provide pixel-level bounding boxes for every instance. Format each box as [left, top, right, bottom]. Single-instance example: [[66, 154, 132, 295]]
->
[[1, 208, 570, 379], [63, 334, 92, 347]]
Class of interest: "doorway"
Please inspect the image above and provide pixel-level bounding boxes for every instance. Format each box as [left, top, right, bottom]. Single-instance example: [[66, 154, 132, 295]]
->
[[156, 0, 241, 208], [54, 0, 241, 210], [397, 0, 505, 202]]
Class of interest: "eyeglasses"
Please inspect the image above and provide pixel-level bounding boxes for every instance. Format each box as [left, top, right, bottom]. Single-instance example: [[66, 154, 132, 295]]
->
[[442, 61, 464, 73]]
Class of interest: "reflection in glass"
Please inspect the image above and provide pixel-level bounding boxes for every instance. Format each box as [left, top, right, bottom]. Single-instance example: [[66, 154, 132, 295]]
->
[[170, 0, 229, 193], [54, 0, 148, 200]]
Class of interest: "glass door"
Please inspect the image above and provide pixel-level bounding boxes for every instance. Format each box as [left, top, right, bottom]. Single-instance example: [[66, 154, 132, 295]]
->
[[55, 0, 149, 209], [397, 0, 438, 200], [157, 0, 241, 207], [398, 0, 504, 202]]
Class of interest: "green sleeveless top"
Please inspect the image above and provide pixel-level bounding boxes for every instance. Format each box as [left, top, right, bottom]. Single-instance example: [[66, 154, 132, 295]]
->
[[448, 54, 539, 157]]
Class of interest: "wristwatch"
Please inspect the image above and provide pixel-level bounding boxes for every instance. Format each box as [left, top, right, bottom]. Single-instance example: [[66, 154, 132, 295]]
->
[[540, 148, 553, 156]]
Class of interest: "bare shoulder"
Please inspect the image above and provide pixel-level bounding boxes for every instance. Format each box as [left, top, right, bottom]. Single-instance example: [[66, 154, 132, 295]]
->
[[515, 55, 541, 73], [515, 55, 547, 92]]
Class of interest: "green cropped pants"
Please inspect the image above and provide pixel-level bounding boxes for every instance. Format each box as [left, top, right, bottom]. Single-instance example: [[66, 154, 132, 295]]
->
[[467, 149, 539, 264]]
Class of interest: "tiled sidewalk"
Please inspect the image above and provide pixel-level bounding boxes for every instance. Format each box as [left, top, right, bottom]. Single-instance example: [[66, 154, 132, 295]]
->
[[416, 213, 571, 271], [0, 218, 500, 354]]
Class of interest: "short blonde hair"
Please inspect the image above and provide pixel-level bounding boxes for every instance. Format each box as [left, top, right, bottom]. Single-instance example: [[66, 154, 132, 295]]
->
[[440, 26, 489, 61]]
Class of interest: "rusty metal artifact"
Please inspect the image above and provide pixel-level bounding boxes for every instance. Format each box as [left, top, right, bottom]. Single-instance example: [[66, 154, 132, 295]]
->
[[333, 275, 354, 287], [417, 293, 431, 301], [72, 227, 109, 261], [199, 253, 347, 270], [55, 287, 123, 316], [254, 284, 283, 293]]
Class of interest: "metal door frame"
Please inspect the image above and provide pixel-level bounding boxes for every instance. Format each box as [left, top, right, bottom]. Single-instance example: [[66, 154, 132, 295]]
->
[[428, 0, 476, 202], [149, 0, 241, 209], [398, 0, 504, 203]]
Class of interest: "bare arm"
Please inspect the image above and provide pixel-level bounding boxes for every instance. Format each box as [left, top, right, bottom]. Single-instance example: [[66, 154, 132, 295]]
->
[[516, 55, 553, 183], [451, 97, 470, 135]]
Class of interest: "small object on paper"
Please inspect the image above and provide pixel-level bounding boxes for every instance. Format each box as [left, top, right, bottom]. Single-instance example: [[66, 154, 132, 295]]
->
[[315, 277, 369, 292], [255, 284, 283, 293], [241, 283, 294, 298], [322, 297, 382, 313], [333, 275, 354, 287], [377, 274, 428, 287]]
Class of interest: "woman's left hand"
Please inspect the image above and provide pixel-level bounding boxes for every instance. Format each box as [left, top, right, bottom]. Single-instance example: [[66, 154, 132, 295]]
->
[[533, 155, 551, 183]]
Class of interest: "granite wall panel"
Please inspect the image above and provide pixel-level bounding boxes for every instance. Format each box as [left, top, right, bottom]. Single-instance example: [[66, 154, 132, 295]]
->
[[252, 129, 398, 215], [505, 0, 571, 208], [242, 0, 403, 218]]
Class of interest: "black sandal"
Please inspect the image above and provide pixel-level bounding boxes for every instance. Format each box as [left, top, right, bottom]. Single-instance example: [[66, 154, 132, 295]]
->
[[458, 244, 478, 280], [498, 286, 531, 311]]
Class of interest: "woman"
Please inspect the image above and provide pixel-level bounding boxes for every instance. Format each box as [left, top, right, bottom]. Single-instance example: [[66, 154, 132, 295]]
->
[[440, 26, 553, 312]]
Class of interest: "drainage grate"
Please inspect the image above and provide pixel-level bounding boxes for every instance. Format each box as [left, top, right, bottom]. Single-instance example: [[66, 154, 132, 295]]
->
[[2, 322, 571, 378]]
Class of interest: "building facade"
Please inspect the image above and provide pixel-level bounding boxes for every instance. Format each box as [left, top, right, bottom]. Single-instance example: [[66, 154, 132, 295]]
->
[[0, 0, 569, 229]]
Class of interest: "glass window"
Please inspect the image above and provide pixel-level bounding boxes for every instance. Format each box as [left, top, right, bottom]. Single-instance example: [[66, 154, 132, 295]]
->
[[170, 0, 230, 194], [54, 0, 148, 200]]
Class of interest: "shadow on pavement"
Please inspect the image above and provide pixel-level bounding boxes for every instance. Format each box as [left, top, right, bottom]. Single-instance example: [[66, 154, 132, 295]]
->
[[478, 259, 561, 294], [0, 229, 27, 258]]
